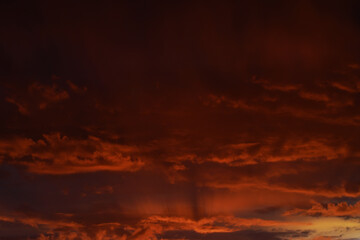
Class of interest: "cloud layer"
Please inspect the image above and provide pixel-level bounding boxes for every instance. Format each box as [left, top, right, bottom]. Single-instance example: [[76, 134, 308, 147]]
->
[[1, 1, 360, 239]]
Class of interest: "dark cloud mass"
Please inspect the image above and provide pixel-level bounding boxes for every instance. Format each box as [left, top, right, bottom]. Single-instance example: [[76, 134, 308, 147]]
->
[[1, 0, 360, 239]]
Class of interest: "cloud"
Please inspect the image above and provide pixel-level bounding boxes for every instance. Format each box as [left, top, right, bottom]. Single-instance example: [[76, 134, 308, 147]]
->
[[315, 238, 339, 240], [252, 78, 301, 92], [2, 1, 360, 240], [66, 80, 87, 93], [159, 229, 310, 240], [5, 82, 69, 115], [331, 82, 358, 93], [204, 138, 348, 166], [178, 158, 360, 198], [203, 92, 360, 126], [0, 133, 144, 174], [5, 97, 30, 115], [28, 82, 69, 109], [0, 213, 81, 230], [2, 213, 309, 240], [5, 79, 87, 115], [140, 215, 309, 233], [298, 91, 330, 103], [284, 201, 360, 218]]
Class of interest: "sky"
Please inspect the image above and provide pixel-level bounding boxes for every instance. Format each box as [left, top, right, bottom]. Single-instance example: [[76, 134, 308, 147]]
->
[[1, 0, 360, 239]]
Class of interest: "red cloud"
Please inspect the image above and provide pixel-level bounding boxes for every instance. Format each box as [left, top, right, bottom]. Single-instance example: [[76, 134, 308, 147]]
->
[[0, 133, 143, 174], [5, 79, 87, 115], [28, 82, 69, 109], [284, 201, 360, 217]]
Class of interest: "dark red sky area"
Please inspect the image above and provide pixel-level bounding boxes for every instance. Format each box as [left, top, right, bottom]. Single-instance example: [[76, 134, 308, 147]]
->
[[1, 1, 360, 239]]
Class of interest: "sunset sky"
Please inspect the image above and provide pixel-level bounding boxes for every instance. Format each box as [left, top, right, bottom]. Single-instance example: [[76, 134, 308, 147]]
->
[[1, 1, 360, 239]]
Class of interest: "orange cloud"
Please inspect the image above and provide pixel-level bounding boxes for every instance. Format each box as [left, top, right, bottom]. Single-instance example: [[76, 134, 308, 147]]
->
[[311, 237, 338, 240], [164, 137, 349, 168], [331, 82, 359, 93], [211, 138, 348, 165], [2, 2, 360, 240], [141, 215, 309, 233], [0, 214, 81, 229], [0, 133, 144, 174], [284, 201, 360, 217]]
